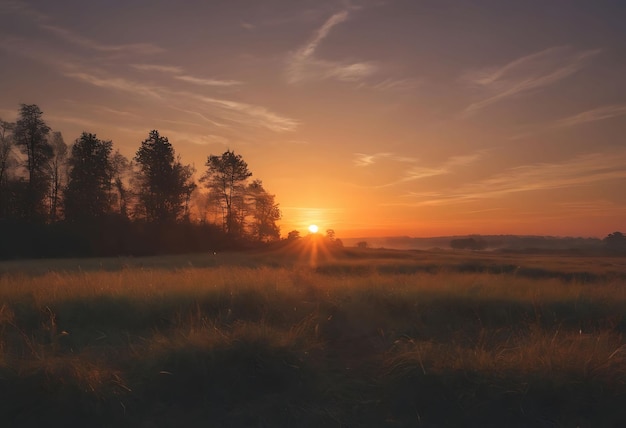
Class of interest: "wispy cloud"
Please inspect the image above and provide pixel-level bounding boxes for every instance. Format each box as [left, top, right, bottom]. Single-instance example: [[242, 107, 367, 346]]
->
[[0, 0, 48, 22], [174, 75, 242, 87], [395, 166, 447, 183], [446, 153, 484, 167], [41, 24, 163, 55], [167, 106, 230, 129], [369, 78, 422, 92], [192, 95, 298, 132], [286, 10, 378, 84], [157, 129, 230, 146], [240, 21, 256, 31], [556, 200, 626, 216], [132, 64, 184, 74], [132, 63, 242, 87], [45, 114, 104, 130], [298, 10, 348, 60], [353, 152, 418, 167], [6, 43, 297, 134], [462, 46, 601, 114], [68, 69, 296, 132], [95, 106, 141, 119], [510, 104, 626, 140], [398, 151, 626, 206], [383, 154, 483, 187], [1, 1, 162, 56], [354, 152, 484, 188], [62, 71, 164, 99], [552, 104, 626, 129]]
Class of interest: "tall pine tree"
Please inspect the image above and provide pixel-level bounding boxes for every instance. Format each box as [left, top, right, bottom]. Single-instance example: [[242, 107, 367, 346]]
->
[[13, 104, 52, 221], [134, 130, 195, 223], [64, 133, 113, 222]]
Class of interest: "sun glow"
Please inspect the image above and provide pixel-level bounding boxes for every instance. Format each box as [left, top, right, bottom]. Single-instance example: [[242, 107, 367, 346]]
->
[[308, 224, 319, 234]]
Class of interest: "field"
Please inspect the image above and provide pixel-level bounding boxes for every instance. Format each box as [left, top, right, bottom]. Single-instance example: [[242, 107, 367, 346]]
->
[[1, 242, 626, 427]]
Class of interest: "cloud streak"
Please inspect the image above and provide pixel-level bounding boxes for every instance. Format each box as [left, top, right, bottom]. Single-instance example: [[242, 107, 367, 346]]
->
[[40, 24, 163, 55], [353, 151, 484, 188], [65, 68, 297, 132], [398, 151, 626, 206], [0, 2, 163, 56], [353, 152, 418, 167], [375, 153, 484, 188], [174, 75, 242, 87], [369, 78, 422, 92], [132, 63, 243, 87], [0, 38, 298, 135], [0, 0, 48, 22], [462, 46, 601, 114], [63, 70, 165, 99], [552, 104, 626, 129], [286, 10, 378, 84], [510, 103, 626, 140], [132, 64, 184, 74]]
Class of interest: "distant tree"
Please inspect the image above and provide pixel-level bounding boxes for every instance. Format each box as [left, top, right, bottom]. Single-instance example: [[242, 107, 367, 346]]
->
[[356, 241, 368, 249], [13, 104, 52, 221], [110, 150, 132, 218], [47, 132, 67, 221], [450, 237, 488, 250], [287, 230, 301, 240], [64, 133, 113, 221], [176, 162, 196, 222], [604, 231, 626, 251], [190, 190, 219, 224], [201, 150, 252, 235], [0, 120, 14, 183], [325, 229, 343, 247], [0, 120, 15, 218], [246, 179, 281, 241], [134, 130, 196, 223]]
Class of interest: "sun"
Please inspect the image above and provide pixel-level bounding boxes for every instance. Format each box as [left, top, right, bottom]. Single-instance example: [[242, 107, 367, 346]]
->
[[308, 224, 319, 234]]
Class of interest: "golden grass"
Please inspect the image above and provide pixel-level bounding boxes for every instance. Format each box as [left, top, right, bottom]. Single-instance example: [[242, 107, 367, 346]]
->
[[386, 329, 625, 379], [1, 249, 625, 426]]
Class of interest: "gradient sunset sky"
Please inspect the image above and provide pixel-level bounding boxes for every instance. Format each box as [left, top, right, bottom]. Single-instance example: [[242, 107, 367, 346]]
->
[[1, 0, 625, 238]]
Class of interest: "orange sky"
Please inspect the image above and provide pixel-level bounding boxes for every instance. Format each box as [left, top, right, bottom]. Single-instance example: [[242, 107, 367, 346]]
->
[[1, 0, 625, 238]]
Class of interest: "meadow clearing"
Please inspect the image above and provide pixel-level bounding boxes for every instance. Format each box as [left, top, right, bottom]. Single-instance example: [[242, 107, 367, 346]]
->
[[1, 242, 625, 427]]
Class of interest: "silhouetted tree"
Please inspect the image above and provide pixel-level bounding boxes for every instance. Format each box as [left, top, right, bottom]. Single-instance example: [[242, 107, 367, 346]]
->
[[246, 179, 281, 241], [356, 241, 368, 249], [604, 231, 626, 251], [64, 133, 113, 221], [110, 150, 132, 218], [47, 132, 67, 221], [450, 237, 488, 250], [134, 130, 196, 223], [13, 104, 52, 221], [174, 162, 196, 222], [201, 150, 252, 235], [0, 120, 14, 182], [287, 230, 301, 240], [325, 229, 343, 247], [0, 120, 15, 218]]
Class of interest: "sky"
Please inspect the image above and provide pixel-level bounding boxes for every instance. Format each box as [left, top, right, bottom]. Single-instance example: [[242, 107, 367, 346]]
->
[[1, 0, 625, 238]]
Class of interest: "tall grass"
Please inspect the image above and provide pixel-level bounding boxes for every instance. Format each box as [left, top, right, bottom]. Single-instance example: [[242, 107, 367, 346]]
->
[[1, 249, 625, 426]]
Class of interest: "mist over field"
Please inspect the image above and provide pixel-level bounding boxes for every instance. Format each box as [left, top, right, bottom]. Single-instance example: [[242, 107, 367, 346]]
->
[[342, 235, 606, 251]]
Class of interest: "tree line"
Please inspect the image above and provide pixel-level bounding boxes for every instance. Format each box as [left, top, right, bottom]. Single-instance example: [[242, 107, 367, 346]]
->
[[0, 104, 281, 258]]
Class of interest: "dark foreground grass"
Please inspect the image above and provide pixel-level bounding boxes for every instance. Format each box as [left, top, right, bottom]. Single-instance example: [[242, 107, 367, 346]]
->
[[1, 248, 626, 427]]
